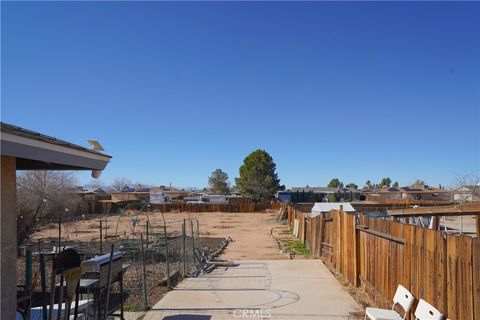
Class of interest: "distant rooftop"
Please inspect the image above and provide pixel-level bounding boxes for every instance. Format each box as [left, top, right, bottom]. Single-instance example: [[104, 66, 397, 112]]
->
[[366, 186, 449, 194], [291, 187, 338, 193]]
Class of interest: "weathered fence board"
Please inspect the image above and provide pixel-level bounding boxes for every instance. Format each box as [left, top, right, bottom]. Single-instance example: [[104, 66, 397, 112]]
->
[[286, 206, 479, 320], [473, 238, 480, 320]]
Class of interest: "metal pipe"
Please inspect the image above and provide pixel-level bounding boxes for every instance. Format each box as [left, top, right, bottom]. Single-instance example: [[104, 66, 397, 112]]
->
[[159, 211, 171, 289], [39, 254, 48, 320], [182, 219, 187, 276], [190, 219, 195, 264], [48, 263, 55, 320], [146, 220, 149, 252], [104, 243, 115, 320], [73, 281, 80, 320], [99, 220, 103, 255], [140, 235, 148, 310], [56, 273, 64, 320], [196, 219, 200, 249], [25, 245, 33, 295], [58, 216, 61, 254]]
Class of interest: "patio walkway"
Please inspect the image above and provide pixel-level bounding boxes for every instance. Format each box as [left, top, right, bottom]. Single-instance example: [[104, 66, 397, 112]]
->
[[144, 259, 362, 320]]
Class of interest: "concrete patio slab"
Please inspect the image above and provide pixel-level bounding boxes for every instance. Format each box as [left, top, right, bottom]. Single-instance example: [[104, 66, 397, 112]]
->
[[144, 260, 362, 320]]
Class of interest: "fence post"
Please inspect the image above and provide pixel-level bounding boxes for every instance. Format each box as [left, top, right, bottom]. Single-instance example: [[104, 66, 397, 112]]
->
[[196, 219, 201, 249], [58, 216, 61, 253], [163, 222, 171, 289], [318, 214, 324, 258], [146, 220, 149, 252], [335, 210, 342, 271], [182, 219, 187, 276], [39, 254, 47, 320], [476, 216, 480, 238], [140, 235, 148, 310], [353, 214, 360, 287], [99, 220, 103, 255], [25, 244, 32, 295], [191, 219, 196, 264], [104, 243, 115, 320]]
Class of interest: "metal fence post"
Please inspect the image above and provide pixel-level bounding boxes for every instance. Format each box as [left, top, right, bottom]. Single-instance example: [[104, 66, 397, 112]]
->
[[25, 244, 32, 294], [163, 223, 171, 289], [140, 235, 148, 310], [99, 220, 103, 255], [182, 219, 187, 276], [196, 219, 200, 250], [190, 219, 195, 264], [58, 216, 61, 253], [104, 243, 115, 320], [39, 254, 48, 320], [146, 220, 149, 252]]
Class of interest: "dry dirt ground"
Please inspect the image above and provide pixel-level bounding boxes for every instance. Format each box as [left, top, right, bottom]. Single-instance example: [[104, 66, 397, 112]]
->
[[195, 211, 290, 260], [25, 210, 367, 318], [23, 210, 292, 310], [30, 210, 290, 260]]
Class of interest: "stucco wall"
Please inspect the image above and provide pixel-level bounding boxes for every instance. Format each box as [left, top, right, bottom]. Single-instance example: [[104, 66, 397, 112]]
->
[[0, 155, 16, 319]]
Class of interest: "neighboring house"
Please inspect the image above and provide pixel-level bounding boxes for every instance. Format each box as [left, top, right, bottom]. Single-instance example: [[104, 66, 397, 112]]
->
[[277, 191, 293, 202], [77, 187, 111, 213], [151, 186, 190, 200], [453, 185, 480, 202], [184, 194, 230, 204], [292, 187, 338, 202], [110, 191, 150, 202], [364, 185, 451, 202], [309, 202, 356, 217], [278, 187, 362, 203], [149, 191, 173, 204], [337, 188, 363, 202], [363, 187, 404, 201], [184, 195, 203, 203], [111, 186, 190, 203], [204, 194, 229, 204], [229, 187, 242, 197]]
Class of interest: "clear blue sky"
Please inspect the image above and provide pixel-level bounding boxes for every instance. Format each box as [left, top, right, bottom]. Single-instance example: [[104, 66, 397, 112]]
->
[[2, 1, 479, 189]]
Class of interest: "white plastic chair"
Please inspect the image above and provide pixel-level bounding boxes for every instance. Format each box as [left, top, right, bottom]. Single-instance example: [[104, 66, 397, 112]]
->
[[365, 285, 414, 320], [414, 299, 443, 320]]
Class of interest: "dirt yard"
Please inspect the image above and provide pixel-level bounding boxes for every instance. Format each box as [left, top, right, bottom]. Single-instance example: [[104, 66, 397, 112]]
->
[[30, 210, 290, 260], [21, 209, 293, 310], [195, 210, 290, 260]]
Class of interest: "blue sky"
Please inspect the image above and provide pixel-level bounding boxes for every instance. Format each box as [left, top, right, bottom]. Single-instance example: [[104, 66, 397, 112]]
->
[[2, 1, 479, 189]]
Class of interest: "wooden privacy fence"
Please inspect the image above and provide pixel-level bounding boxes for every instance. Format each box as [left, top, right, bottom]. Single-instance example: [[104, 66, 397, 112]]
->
[[287, 207, 480, 320], [149, 202, 281, 213]]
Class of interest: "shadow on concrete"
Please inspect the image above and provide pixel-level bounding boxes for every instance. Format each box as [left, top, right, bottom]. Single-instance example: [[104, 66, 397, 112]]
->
[[163, 315, 211, 320]]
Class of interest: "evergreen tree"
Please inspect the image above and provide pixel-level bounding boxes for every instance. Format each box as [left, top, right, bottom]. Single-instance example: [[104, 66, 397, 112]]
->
[[235, 149, 281, 202], [328, 178, 342, 188], [208, 169, 230, 194]]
